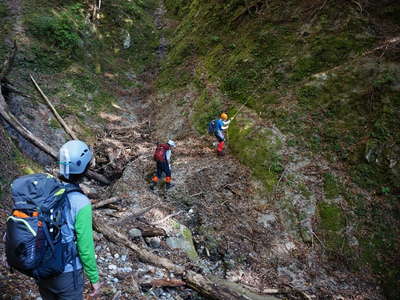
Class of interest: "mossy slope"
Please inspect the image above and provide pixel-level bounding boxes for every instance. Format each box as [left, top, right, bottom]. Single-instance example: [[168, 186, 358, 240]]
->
[[160, 0, 400, 297]]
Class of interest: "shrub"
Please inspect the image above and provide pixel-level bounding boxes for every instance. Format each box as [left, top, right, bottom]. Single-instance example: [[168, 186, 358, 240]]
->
[[29, 5, 86, 51]]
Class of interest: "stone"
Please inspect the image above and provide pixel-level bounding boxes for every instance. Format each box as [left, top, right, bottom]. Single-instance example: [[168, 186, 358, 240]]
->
[[123, 31, 131, 49], [166, 221, 199, 262], [257, 213, 276, 228], [129, 228, 142, 238], [149, 237, 161, 248]]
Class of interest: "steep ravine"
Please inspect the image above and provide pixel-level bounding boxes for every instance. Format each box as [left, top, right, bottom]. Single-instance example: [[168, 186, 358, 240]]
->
[[0, 0, 398, 299]]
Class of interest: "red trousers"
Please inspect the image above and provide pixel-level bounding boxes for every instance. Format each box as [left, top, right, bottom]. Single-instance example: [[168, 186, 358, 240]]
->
[[217, 141, 225, 152]]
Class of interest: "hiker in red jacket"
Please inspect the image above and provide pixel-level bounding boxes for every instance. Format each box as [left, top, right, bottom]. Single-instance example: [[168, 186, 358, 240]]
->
[[150, 140, 176, 190]]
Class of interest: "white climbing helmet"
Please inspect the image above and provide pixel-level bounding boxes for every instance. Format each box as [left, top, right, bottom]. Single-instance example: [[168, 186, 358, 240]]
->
[[167, 140, 176, 147], [59, 140, 93, 179]]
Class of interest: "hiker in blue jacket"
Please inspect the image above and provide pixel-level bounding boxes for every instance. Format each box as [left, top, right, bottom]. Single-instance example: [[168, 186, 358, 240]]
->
[[215, 113, 231, 156], [150, 140, 176, 190]]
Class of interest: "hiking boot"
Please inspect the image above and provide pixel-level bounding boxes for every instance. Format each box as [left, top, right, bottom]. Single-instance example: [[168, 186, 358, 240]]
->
[[166, 183, 175, 190], [217, 151, 225, 156]]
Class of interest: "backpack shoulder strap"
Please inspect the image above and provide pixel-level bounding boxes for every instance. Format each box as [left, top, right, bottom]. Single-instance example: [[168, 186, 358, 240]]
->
[[64, 183, 82, 195]]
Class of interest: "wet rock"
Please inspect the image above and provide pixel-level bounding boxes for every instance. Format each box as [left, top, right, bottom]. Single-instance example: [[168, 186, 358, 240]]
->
[[129, 228, 142, 238], [148, 237, 161, 248]]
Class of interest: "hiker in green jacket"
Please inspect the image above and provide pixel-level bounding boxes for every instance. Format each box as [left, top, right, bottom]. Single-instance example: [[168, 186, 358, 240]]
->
[[37, 140, 101, 299]]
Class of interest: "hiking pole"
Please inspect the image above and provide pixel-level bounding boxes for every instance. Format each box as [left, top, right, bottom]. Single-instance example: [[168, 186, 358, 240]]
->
[[226, 99, 250, 147], [231, 98, 250, 121]]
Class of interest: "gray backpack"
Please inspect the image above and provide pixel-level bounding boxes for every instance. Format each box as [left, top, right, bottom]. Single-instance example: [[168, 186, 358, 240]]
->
[[5, 173, 80, 280]]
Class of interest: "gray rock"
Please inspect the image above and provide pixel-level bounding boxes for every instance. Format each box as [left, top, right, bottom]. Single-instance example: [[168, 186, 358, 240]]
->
[[165, 221, 199, 262], [123, 31, 132, 49], [258, 213, 276, 228], [121, 254, 128, 261], [108, 264, 117, 271], [129, 228, 142, 238], [149, 237, 161, 248]]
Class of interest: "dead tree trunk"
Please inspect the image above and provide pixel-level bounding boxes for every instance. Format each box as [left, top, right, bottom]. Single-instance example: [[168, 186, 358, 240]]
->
[[92, 197, 122, 209], [30, 74, 78, 140], [93, 218, 279, 300]]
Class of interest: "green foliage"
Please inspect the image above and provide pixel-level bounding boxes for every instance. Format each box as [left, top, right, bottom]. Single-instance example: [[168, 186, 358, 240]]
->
[[192, 90, 223, 134], [317, 202, 347, 253], [323, 173, 342, 199], [28, 4, 86, 51], [0, 2, 7, 18], [0, 2, 10, 59], [228, 119, 283, 191], [48, 118, 61, 129], [292, 34, 373, 81]]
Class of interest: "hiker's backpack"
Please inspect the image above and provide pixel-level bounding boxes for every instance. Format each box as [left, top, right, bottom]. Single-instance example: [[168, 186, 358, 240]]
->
[[5, 173, 81, 280], [153, 144, 170, 162], [208, 119, 217, 134]]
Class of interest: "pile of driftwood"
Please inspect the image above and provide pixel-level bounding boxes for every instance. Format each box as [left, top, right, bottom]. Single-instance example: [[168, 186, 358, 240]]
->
[[94, 125, 142, 179], [0, 42, 283, 300]]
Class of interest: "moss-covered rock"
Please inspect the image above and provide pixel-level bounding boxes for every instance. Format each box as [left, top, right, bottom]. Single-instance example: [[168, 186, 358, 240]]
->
[[166, 220, 199, 262]]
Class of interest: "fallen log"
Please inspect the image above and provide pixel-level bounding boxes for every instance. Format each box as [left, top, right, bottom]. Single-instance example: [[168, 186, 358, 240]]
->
[[30, 74, 78, 140], [137, 226, 166, 238], [115, 205, 156, 225], [150, 210, 184, 225], [92, 196, 122, 209], [0, 92, 110, 185], [93, 218, 279, 300], [93, 217, 184, 274], [141, 278, 185, 288]]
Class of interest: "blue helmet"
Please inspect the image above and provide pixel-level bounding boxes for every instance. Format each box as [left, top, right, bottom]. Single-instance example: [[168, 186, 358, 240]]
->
[[59, 140, 93, 179]]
